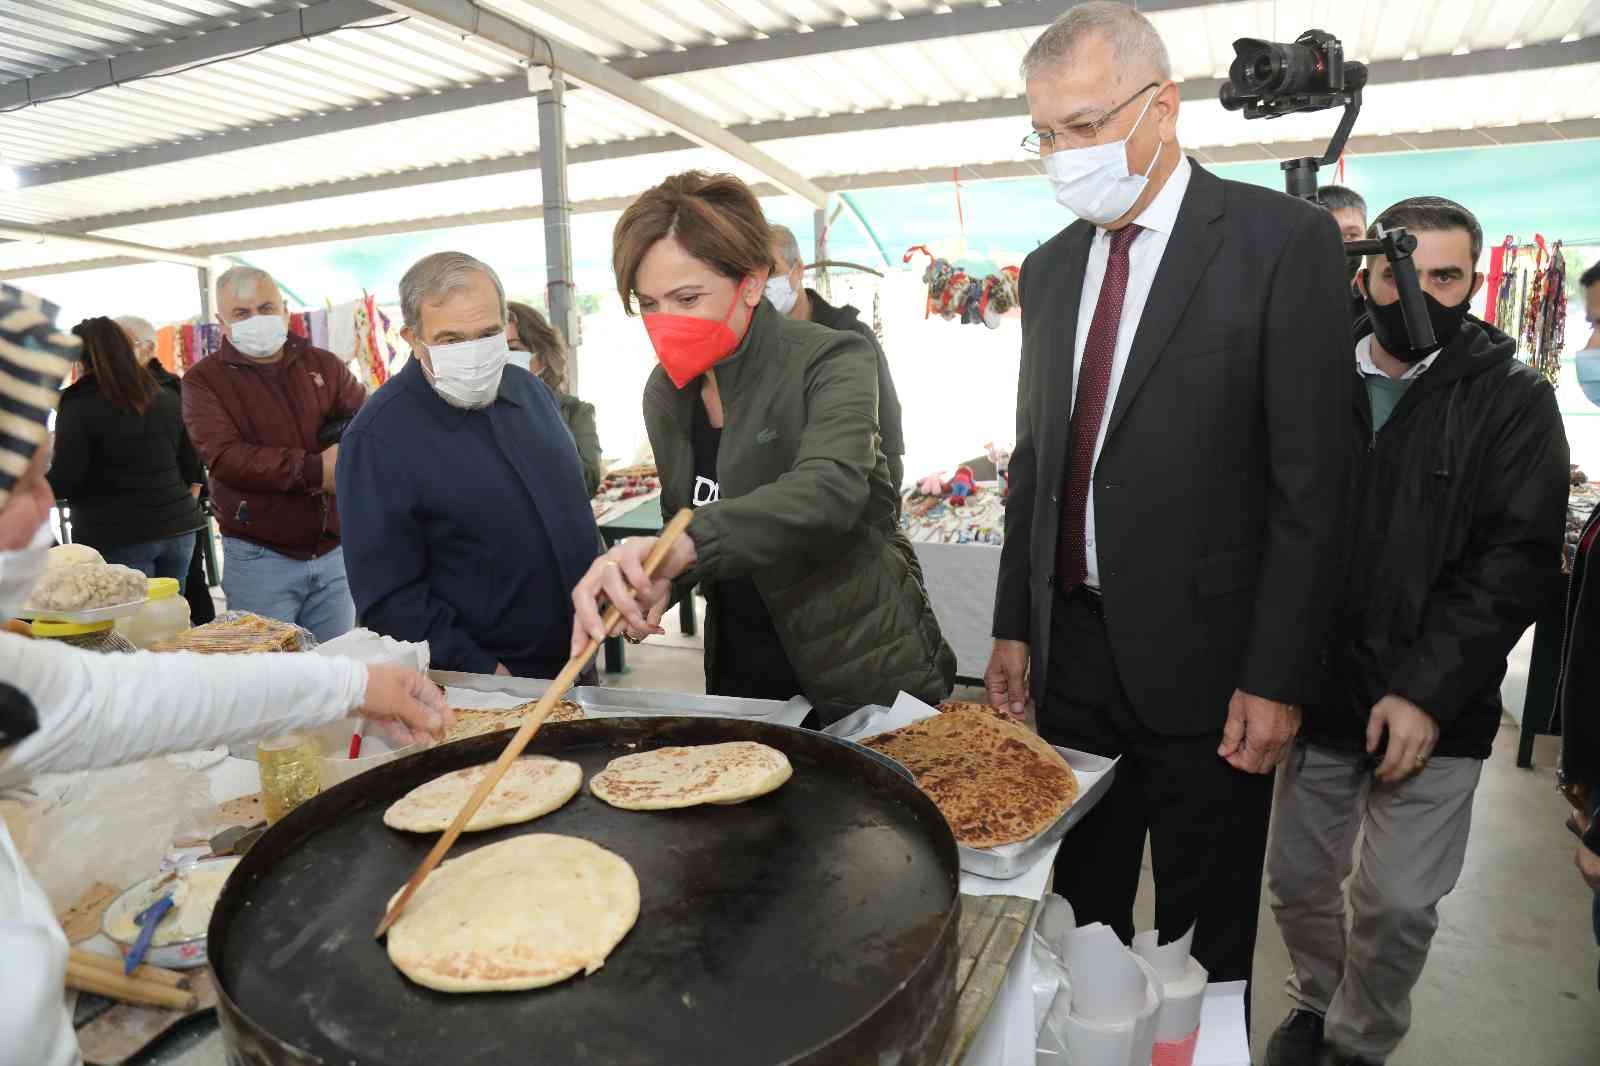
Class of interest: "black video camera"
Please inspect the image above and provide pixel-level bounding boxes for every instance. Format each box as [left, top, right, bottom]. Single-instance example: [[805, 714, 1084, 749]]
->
[[1219, 29, 1435, 352], [1220, 31, 1368, 119]]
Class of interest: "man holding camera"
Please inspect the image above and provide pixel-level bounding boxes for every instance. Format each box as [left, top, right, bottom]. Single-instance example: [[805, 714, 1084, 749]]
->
[[1266, 198, 1568, 1066], [989, 2, 1351, 992]]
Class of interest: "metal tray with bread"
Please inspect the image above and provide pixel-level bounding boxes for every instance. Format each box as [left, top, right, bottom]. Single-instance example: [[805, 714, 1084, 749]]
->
[[827, 699, 1119, 879]]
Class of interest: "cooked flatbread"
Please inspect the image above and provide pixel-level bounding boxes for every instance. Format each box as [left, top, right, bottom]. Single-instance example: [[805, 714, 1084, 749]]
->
[[385, 834, 639, 992], [589, 742, 792, 810], [862, 709, 1078, 849], [148, 612, 302, 654], [443, 701, 584, 744], [938, 699, 1020, 724], [384, 757, 581, 833]]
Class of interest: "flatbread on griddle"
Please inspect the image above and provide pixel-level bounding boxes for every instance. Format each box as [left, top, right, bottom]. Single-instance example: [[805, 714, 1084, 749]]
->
[[861, 709, 1078, 849], [385, 834, 639, 992], [443, 700, 584, 744], [938, 699, 1021, 724], [589, 741, 792, 810], [383, 757, 581, 833]]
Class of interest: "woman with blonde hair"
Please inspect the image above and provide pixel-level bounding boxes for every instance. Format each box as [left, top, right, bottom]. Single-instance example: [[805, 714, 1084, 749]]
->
[[569, 171, 954, 724]]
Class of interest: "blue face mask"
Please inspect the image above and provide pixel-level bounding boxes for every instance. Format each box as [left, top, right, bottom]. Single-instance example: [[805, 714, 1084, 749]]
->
[[1576, 346, 1600, 407]]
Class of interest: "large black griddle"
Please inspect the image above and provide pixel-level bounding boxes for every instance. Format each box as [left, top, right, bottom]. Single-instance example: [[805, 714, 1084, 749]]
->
[[209, 717, 960, 1066]]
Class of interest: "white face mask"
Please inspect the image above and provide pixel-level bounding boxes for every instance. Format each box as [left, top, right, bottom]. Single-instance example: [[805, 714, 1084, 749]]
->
[[229, 314, 289, 359], [0, 520, 53, 619], [1044, 87, 1163, 226], [765, 274, 799, 315], [424, 331, 509, 409], [505, 349, 533, 374]]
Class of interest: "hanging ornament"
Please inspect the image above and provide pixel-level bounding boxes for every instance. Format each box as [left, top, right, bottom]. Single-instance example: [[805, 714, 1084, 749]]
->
[[903, 247, 1022, 329]]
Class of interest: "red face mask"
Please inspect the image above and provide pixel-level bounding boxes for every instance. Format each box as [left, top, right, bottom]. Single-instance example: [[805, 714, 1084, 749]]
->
[[643, 281, 752, 389]]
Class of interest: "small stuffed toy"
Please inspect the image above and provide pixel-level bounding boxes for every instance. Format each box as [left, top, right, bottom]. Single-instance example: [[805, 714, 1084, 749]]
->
[[947, 466, 977, 506]]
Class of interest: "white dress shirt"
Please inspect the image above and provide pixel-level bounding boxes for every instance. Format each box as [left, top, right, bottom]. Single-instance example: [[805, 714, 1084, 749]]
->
[[1071, 153, 1192, 588], [1355, 332, 1440, 380], [0, 635, 368, 1066]]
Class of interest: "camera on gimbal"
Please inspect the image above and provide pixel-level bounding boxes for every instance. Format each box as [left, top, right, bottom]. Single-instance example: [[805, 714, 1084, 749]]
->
[[1219, 29, 1435, 351], [1220, 31, 1368, 119]]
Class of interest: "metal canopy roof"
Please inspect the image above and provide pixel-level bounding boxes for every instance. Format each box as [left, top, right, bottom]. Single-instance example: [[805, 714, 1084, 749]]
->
[[2, 0, 1598, 277]]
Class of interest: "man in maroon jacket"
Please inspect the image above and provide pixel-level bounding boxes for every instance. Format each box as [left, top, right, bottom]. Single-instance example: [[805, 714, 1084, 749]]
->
[[183, 266, 365, 642]]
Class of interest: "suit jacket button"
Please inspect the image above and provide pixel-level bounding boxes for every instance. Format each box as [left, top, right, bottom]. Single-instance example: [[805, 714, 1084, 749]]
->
[[1050, 492, 1059, 503], [1043, 573, 1054, 587]]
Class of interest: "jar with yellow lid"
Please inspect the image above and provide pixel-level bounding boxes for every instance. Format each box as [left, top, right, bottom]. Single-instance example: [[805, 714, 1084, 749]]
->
[[114, 577, 191, 649], [30, 617, 138, 653]]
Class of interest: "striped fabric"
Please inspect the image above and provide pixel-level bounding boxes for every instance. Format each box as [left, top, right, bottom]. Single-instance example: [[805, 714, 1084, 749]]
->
[[0, 284, 79, 509]]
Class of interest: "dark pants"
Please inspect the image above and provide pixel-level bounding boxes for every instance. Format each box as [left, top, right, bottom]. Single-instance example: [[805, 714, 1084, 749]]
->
[[99, 531, 199, 594], [1043, 587, 1275, 988]]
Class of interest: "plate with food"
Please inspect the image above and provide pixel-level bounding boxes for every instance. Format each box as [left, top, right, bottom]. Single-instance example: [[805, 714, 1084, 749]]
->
[[102, 858, 241, 970]]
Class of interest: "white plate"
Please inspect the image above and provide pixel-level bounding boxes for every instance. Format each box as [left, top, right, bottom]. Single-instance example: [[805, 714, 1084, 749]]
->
[[16, 597, 147, 624]]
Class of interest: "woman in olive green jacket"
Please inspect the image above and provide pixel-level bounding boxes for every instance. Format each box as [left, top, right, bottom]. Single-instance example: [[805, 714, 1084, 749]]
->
[[569, 172, 954, 724], [507, 300, 603, 496]]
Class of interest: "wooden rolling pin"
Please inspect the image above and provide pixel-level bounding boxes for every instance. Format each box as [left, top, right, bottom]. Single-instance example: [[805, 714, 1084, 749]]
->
[[69, 948, 191, 990], [376, 508, 694, 938], [66, 958, 198, 1012]]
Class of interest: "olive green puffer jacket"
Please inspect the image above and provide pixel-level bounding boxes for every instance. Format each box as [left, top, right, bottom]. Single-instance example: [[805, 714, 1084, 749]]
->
[[643, 300, 955, 724]]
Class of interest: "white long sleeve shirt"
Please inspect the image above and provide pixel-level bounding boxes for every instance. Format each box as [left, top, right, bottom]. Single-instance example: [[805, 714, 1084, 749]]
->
[[0, 634, 368, 1066]]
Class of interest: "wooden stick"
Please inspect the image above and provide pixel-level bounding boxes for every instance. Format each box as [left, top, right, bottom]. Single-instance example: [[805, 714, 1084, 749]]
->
[[375, 508, 695, 938], [69, 948, 191, 990], [66, 959, 198, 1012]]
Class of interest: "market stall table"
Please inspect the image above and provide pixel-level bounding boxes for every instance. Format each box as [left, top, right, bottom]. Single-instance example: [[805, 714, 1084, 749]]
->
[[595, 495, 698, 674]]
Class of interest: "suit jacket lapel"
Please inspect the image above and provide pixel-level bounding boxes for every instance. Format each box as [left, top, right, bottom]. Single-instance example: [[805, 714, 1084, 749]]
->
[[1039, 223, 1096, 479], [1104, 163, 1225, 443]]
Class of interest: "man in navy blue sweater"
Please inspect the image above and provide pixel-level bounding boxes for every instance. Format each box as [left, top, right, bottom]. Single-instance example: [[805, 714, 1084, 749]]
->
[[337, 252, 599, 677]]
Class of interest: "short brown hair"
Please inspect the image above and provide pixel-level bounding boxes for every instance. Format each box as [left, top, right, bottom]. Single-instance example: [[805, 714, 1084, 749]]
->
[[506, 301, 568, 394], [612, 171, 774, 314]]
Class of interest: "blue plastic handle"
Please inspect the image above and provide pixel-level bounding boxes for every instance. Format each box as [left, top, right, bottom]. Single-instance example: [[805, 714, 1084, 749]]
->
[[124, 894, 175, 976]]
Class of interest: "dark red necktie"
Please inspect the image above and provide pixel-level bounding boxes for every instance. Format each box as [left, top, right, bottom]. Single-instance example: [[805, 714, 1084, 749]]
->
[[1058, 223, 1141, 592]]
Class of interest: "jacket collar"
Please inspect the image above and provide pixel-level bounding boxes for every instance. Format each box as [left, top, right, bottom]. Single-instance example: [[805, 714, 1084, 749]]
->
[[701, 297, 778, 400]]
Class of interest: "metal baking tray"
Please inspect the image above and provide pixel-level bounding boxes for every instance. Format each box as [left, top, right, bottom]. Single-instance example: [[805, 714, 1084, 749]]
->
[[823, 705, 1118, 879], [429, 670, 813, 728]]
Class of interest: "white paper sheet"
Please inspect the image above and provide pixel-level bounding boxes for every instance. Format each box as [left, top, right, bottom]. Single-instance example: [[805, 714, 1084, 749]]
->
[[440, 686, 535, 711], [314, 628, 429, 672], [1133, 924, 1209, 1050], [1192, 981, 1251, 1066]]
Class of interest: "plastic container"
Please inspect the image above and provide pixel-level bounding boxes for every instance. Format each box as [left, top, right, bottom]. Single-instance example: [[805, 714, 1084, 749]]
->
[[30, 617, 137, 653], [114, 577, 191, 649]]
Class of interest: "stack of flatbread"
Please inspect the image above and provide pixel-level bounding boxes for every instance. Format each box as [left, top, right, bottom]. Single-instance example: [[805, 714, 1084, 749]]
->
[[938, 699, 1021, 724], [148, 612, 303, 654], [590, 741, 791, 810], [443, 700, 584, 744], [862, 709, 1078, 848], [384, 757, 582, 833]]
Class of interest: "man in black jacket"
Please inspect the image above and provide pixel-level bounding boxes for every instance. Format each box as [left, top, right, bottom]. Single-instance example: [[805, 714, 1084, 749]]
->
[[1265, 198, 1569, 1066], [987, 3, 1351, 992], [767, 224, 906, 492]]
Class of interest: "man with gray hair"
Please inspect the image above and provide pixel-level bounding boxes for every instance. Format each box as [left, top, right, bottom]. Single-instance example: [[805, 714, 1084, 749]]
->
[[336, 252, 598, 677], [114, 315, 158, 365], [182, 264, 366, 641], [767, 224, 906, 491], [987, 1, 1352, 995]]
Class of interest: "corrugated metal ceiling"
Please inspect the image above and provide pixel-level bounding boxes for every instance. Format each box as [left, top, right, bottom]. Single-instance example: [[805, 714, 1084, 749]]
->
[[0, 0, 1597, 274]]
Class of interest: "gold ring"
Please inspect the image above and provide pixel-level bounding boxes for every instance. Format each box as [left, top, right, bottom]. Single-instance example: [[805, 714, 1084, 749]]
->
[[604, 560, 619, 569], [1415, 755, 1428, 768]]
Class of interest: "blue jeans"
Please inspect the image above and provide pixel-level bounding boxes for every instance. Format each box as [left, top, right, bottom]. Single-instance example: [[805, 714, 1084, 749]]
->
[[221, 537, 354, 645], [100, 532, 199, 594]]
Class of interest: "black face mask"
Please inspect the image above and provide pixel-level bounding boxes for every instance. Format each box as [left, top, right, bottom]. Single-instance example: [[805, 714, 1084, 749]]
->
[[1362, 273, 1471, 364]]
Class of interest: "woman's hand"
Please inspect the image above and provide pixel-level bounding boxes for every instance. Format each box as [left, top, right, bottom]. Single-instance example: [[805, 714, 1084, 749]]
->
[[570, 535, 696, 656], [360, 665, 453, 746]]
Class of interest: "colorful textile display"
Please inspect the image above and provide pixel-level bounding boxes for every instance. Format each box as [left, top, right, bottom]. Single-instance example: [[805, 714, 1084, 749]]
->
[[902, 246, 1020, 329], [289, 311, 310, 339], [1488, 235, 1568, 385], [154, 326, 177, 373], [349, 294, 394, 390], [308, 307, 330, 351], [902, 480, 1006, 545]]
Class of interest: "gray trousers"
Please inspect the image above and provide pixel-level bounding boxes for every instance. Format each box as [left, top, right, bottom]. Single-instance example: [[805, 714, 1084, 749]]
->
[[1267, 743, 1482, 1061]]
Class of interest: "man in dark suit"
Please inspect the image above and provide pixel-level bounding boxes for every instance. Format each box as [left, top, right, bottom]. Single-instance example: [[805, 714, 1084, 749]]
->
[[986, 3, 1352, 989]]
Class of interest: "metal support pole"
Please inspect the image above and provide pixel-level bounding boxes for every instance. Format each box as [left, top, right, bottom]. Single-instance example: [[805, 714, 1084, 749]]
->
[[536, 69, 578, 391], [197, 264, 214, 323], [812, 207, 828, 302]]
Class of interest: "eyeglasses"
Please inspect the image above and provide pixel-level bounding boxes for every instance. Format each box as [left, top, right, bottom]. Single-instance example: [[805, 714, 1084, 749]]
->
[[1022, 81, 1160, 155]]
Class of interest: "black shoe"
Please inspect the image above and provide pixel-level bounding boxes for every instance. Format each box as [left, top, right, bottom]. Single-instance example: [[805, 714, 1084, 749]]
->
[[1266, 1010, 1325, 1066]]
